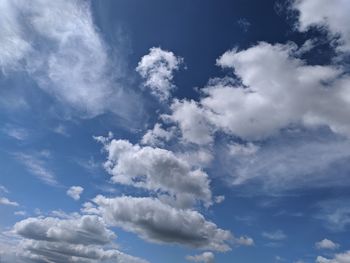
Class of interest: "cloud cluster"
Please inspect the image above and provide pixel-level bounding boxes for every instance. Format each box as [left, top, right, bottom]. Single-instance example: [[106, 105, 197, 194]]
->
[[136, 47, 183, 101], [97, 138, 212, 207], [12, 215, 148, 263]]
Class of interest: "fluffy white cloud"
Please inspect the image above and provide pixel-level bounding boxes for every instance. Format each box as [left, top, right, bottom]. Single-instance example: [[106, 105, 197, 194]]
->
[[0, 197, 19, 206], [136, 47, 183, 101], [86, 195, 234, 252], [166, 42, 350, 143], [12, 215, 148, 263], [97, 137, 212, 207], [293, 0, 350, 52], [0, 0, 136, 117], [67, 186, 84, 201], [316, 251, 350, 263], [315, 239, 340, 250], [186, 252, 215, 263], [141, 123, 175, 146], [164, 99, 214, 145]]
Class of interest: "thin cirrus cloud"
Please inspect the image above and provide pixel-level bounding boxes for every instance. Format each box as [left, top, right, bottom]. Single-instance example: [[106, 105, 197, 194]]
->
[[0, 0, 139, 118]]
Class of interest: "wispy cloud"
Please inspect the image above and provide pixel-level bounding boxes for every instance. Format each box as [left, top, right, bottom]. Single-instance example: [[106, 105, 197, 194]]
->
[[14, 153, 58, 186]]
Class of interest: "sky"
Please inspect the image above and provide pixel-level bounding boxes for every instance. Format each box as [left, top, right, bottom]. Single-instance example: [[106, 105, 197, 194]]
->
[[0, 0, 350, 262]]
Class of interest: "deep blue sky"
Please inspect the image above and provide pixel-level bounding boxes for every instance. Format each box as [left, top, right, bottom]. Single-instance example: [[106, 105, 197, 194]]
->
[[1, 1, 350, 262]]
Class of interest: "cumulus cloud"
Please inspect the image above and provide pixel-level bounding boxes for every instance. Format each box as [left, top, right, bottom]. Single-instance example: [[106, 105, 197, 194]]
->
[[141, 123, 175, 146], [86, 195, 234, 252], [12, 215, 148, 263], [315, 239, 340, 250], [0, 197, 19, 206], [97, 137, 212, 207], [316, 250, 350, 263], [67, 186, 84, 201], [293, 0, 350, 52], [0, 0, 137, 118], [186, 252, 215, 263], [136, 47, 183, 101]]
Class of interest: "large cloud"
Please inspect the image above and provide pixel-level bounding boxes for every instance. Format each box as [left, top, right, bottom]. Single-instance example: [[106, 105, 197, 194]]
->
[[0, 0, 137, 117], [293, 0, 350, 52], [96, 137, 212, 207], [12, 215, 148, 263], [136, 47, 183, 101], [86, 195, 237, 252]]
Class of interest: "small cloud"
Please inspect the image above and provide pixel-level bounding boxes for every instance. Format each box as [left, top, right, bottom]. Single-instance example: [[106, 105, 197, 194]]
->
[[186, 252, 214, 263], [214, 195, 225, 204], [67, 186, 84, 201], [315, 238, 340, 250], [262, 230, 287, 241], [53, 124, 70, 137], [237, 18, 251, 32], [2, 125, 28, 140], [0, 197, 19, 206], [0, 185, 9, 194], [14, 211, 27, 216]]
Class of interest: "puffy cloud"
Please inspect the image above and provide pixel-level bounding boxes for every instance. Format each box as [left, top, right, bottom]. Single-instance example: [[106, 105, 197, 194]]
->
[[164, 99, 214, 145], [67, 186, 84, 201], [12, 215, 148, 263], [262, 230, 287, 241], [97, 138, 212, 207], [0, 197, 19, 206], [87, 195, 233, 252], [0, 0, 136, 117], [136, 47, 183, 101], [186, 252, 215, 263], [316, 251, 350, 263], [315, 239, 340, 250], [141, 123, 175, 146], [293, 0, 350, 52]]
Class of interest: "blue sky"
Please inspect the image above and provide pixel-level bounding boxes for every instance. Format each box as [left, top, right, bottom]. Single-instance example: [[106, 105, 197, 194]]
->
[[1, 0, 350, 262]]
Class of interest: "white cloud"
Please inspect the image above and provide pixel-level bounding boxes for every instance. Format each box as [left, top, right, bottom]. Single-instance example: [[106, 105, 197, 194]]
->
[[86, 195, 234, 252], [14, 153, 58, 186], [97, 137, 212, 207], [186, 252, 215, 263], [136, 47, 183, 101], [2, 125, 28, 140], [0, 185, 9, 194], [317, 199, 350, 231], [141, 123, 175, 146], [315, 239, 340, 250], [316, 250, 350, 263], [0, 197, 19, 206], [293, 0, 350, 52], [67, 186, 84, 201], [165, 42, 350, 144], [164, 99, 214, 145], [262, 230, 287, 241]]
